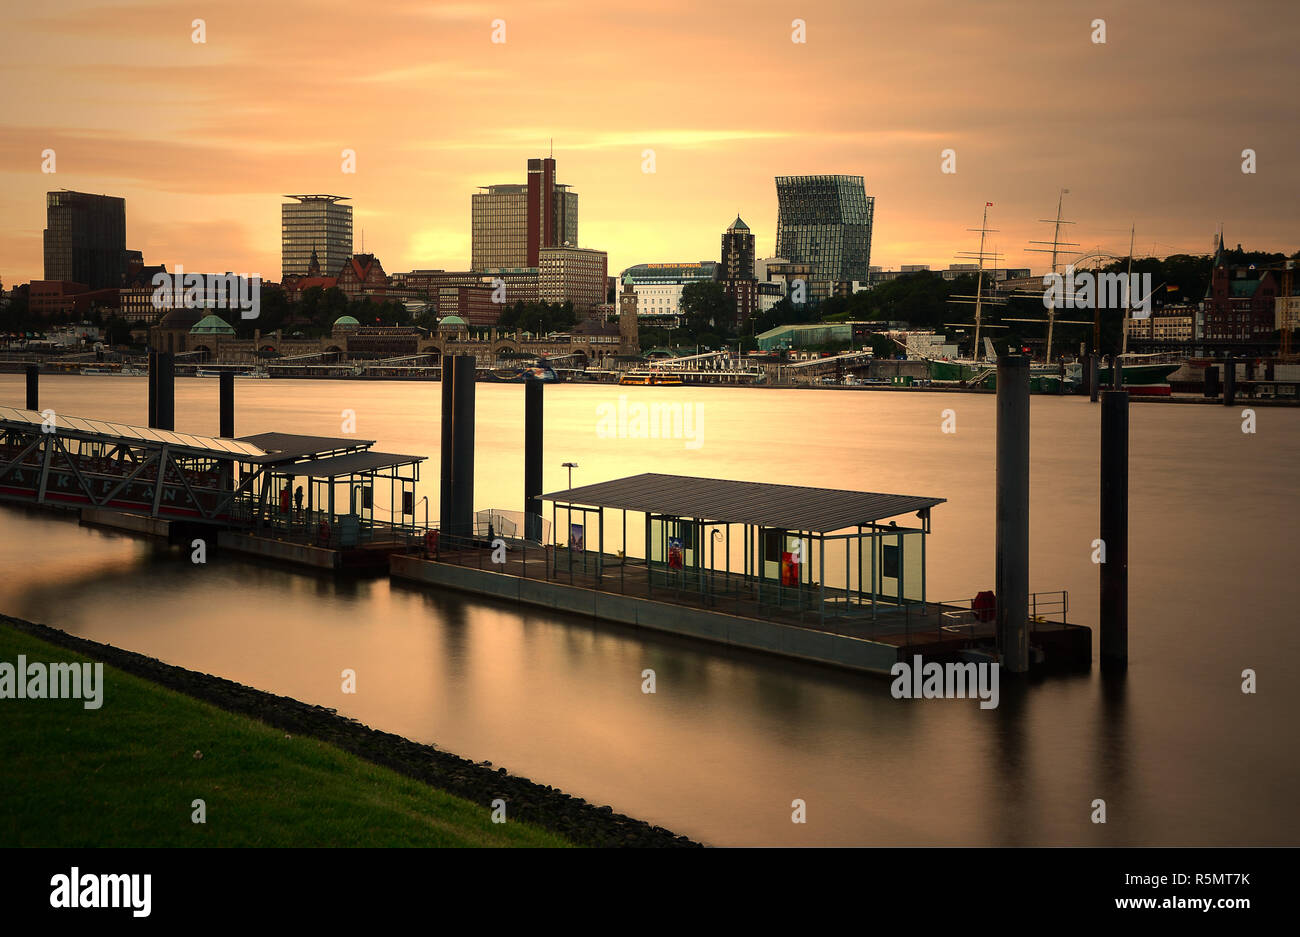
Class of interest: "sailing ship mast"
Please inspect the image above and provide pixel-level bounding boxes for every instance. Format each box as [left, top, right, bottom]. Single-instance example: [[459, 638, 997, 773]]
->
[[1026, 189, 1078, 364], [954, 203, 1002, 357], [1121, 224, 1135, 355]]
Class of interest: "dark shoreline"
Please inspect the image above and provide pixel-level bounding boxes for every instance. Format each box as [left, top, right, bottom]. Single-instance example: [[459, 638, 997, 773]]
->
[[1, 613, 701, 848]]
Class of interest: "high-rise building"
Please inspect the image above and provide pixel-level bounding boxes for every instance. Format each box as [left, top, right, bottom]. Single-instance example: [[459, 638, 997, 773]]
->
[[719, 216, 758, 324], [43, 190, 127, 290], [720, 216, 755, 280], [539, 247, 607, 313], [281, 195, 353, 279], [472, 157, 578, 269], [774, 175, 874, 293]]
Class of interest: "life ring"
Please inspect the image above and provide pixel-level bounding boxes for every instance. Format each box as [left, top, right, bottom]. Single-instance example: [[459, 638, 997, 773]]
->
[[318, 520, 331, 543]]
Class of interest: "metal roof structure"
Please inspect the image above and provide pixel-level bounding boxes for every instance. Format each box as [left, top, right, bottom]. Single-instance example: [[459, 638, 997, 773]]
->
[[543, 473, 944, 533], [286, 451, 424, 477], [237, 432, 374, 463], [0, 410, 392, 468], [0, 406, 266, 459]]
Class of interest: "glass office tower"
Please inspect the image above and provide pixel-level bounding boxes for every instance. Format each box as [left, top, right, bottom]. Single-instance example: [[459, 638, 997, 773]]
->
[[281, 195, 353, 278], [773, 175, 874, 286], [43, 190, 127, 289]]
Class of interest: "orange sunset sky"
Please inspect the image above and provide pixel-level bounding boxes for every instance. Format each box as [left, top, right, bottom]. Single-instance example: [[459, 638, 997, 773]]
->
[[1, 0, 1296, 285]]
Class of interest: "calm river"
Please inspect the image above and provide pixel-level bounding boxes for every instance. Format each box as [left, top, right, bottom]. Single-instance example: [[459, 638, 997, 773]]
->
[[1, 374, 1296, 846]]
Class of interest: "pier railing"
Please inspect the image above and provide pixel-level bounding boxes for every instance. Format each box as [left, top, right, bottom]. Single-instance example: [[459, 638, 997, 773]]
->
[[423, 535, 1074, 647]]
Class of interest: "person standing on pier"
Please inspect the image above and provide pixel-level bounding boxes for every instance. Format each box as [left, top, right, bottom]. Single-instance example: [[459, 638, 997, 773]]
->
[[294, 485, 304, 518]]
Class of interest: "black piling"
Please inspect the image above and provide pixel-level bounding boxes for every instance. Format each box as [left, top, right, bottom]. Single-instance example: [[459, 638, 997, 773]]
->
[[995, 354, 1030, 674], [219, 370, 235, 437], [439, 354, 455, 534], [147, 351, 159, 427], [450, 355, 476, 538], [1088, 353, 1100, 403], [1204, 365, 1220, 399], [1100, 389, 1130, 669], [155, 352, 175, 431], [24, 364, 38, 410], [1223, 357, 1236, 407], [524, 377, 544, 540]]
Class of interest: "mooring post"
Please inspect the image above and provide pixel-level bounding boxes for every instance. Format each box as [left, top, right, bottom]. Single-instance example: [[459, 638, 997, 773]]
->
[[147, 350, 159, 427], [1223, 357, 1236, 407], [996, 354, 1030, 674], [1088, 353, 1100, 403], [219, 370, 235, 437], [450, 355, 476, 538], [1204, 364, 1220, 399], [1110, 354, 1121, 390], [24, 364, 38, 410], [439, 354, 455, 536], [1100, 388, 1130, 668], [524, 376, 543, 541], [155, 352, 175, 431]]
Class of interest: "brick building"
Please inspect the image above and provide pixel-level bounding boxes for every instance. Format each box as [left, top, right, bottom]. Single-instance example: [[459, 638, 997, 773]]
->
[[336, 253, 388, 301], [1201, 235, 1279, 342]]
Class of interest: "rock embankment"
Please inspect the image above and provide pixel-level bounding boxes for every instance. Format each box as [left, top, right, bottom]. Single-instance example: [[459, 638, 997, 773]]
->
[[3, 615, 700, 848]]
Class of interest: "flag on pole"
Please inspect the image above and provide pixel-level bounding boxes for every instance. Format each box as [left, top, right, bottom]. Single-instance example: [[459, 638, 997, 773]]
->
[[986, 202, 994, 206]]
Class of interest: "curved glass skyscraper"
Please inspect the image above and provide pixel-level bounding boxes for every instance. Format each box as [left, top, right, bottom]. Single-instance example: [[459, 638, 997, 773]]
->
[[774, 175, 874, 289]]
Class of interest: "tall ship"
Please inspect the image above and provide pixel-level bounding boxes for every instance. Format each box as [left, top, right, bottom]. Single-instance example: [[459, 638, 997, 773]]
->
[[928, 197, 1179, 395]]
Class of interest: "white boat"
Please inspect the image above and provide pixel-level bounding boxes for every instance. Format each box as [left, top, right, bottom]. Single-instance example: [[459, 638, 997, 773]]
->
[[196, 367, 270, 379], [79, 366, 115, 375]]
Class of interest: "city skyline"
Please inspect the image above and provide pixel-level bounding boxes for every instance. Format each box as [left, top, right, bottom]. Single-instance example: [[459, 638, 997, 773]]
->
[[1, 1, 1296, 285]]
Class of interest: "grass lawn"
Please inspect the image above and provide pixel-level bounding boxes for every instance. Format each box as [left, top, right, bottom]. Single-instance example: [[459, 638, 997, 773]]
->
[[0, 624, 572, 847]]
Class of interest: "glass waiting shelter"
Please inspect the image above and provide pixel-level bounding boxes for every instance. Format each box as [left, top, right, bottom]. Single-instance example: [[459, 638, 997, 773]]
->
[[235, 432, 424, 548], [543, 473, 944, 626]]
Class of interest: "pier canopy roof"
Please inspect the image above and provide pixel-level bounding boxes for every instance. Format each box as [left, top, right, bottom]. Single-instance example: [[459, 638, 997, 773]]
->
[[0, 406, 265, 459], [282, 450, 424, 477], [0, 410, 399, 469], [236, 432, 374, 463], [543, 473, 944, 533]]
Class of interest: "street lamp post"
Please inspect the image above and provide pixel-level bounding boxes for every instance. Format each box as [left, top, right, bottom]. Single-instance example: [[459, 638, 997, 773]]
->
[[562, 461, 578, 489]]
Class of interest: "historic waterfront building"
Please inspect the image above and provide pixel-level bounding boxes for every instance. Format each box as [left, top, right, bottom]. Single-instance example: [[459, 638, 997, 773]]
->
[[773, 175, 874, 298], [335, 253, 388, 301], [618, 274, 640, 355], [281, 195, 352, 279], [618, 261, 718, 324], [1201, 235, 1278, 343]]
